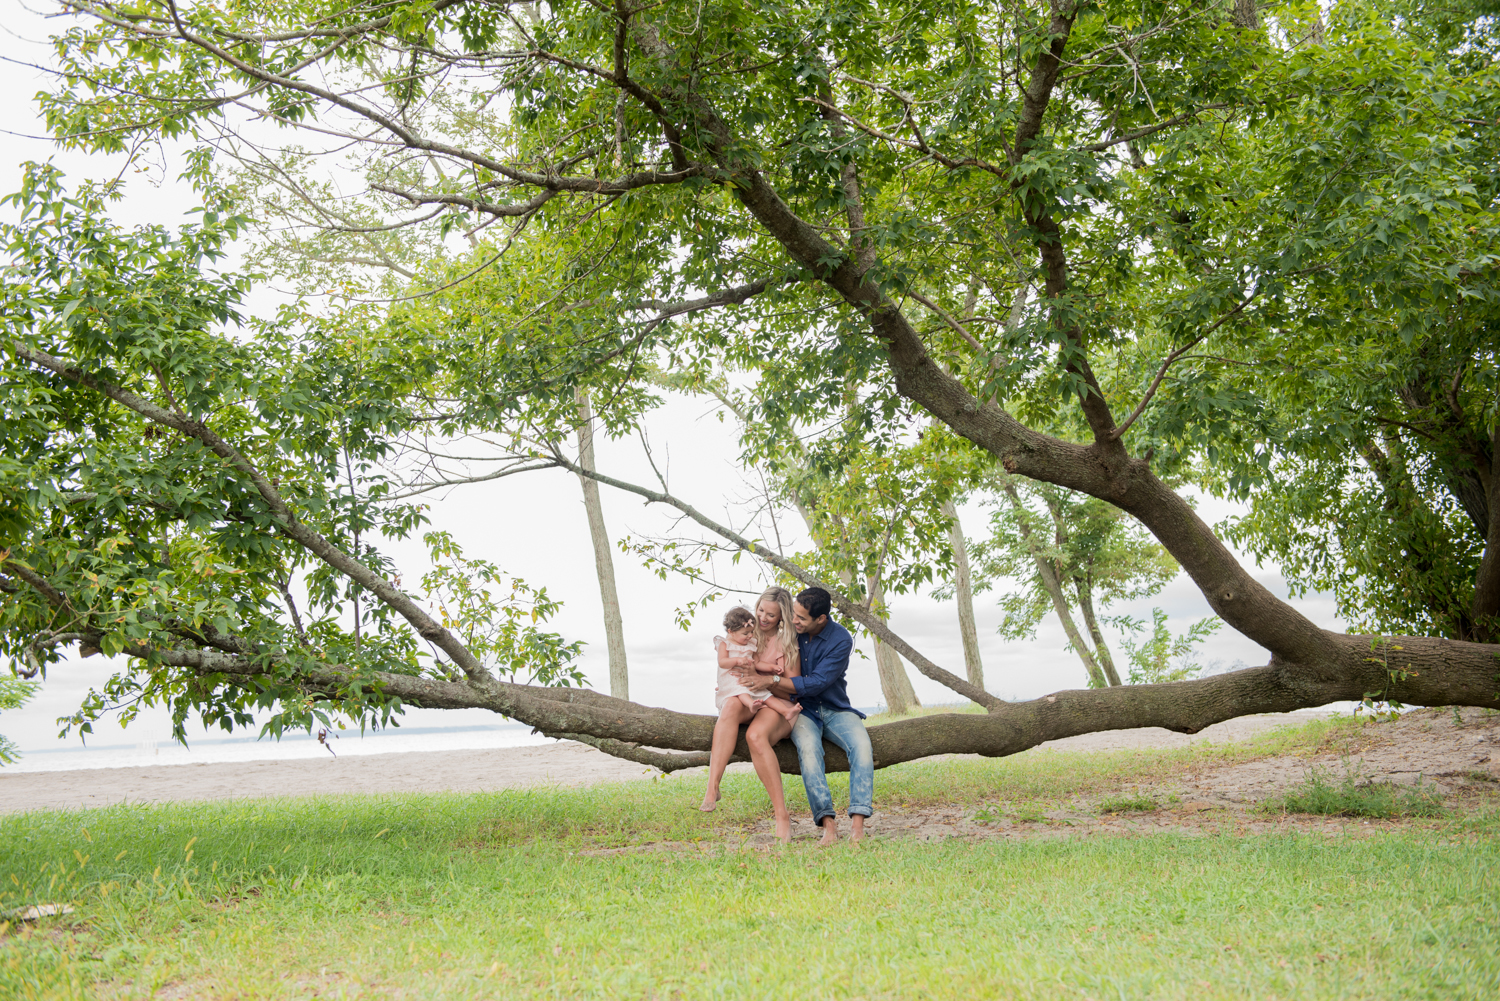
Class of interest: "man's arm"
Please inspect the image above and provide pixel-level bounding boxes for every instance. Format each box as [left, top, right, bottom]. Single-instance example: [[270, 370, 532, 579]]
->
[[791, 628, 851, 700], [735, 669, 797, 698]]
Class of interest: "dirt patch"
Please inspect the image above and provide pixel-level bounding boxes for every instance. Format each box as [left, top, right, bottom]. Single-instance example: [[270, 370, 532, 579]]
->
[[629, 709, 1500, 851], [861, 708, 1499, 843]]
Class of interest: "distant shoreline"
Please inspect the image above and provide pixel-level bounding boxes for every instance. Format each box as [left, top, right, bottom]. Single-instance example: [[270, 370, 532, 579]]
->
[[0, 712, 1337, 815]]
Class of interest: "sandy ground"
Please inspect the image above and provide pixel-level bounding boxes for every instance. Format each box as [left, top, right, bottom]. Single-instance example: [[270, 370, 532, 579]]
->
[[0, 740, 661, 815], [1, 710, 1336, 816]]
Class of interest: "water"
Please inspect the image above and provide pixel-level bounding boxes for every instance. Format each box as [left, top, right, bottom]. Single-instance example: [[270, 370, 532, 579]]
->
[[5, 723, 551, 773]]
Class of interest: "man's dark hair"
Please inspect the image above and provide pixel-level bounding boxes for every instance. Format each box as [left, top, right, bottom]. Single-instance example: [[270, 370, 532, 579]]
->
[[795, 586, 832, 620]]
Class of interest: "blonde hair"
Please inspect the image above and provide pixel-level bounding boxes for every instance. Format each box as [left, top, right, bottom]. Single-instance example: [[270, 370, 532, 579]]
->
[[756, 586, 800, 675]]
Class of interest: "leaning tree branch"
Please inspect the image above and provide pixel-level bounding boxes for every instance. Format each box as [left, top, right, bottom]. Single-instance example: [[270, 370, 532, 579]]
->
[[13, 341, 498, 688], [372, 184, 559, 218], [152, 6, 702, 196], [554, 733, 713, 773], [1081, 104, 1231, 151]]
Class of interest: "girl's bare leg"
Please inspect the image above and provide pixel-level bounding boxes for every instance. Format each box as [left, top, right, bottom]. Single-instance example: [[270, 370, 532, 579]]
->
[[700, 699, 753, 811], [744, 710, 795, 842]]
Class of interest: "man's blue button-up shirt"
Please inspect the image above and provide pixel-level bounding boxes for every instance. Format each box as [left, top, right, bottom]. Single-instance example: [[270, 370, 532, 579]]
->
[[791, 618, 865, 718]]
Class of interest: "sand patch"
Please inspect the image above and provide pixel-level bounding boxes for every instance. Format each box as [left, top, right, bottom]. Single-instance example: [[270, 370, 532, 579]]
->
[[0, 740, 662, 814]]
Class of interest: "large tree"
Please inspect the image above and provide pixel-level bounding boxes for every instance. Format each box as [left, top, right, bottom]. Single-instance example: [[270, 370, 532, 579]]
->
[[5, 0, 1499, 772]]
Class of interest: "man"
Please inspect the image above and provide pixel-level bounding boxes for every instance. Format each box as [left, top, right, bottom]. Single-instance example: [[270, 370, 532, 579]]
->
[[744, 585, 874, 844]]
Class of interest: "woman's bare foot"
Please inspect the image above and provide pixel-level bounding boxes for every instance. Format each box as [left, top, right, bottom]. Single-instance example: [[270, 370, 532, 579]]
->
[[698, 788, 723, 812], [774, 815, 792, 843], [850, 814, 866, 844], [818, 818, 838, 846], [780, 702, 802, 723]]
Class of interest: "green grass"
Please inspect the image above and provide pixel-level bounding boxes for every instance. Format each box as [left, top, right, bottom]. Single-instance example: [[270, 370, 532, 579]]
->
[[0, 713, 1495, 1000], [1097, 792, 1160, 814], [1267, 764, 1446, 819]]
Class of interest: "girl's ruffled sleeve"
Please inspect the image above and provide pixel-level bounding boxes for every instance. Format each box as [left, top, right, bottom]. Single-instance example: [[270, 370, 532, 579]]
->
[[712, 635, 726, 653]]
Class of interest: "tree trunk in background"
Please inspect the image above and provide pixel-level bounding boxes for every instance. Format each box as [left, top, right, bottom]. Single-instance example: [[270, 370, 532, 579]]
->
[[574, 389, 630, 701], [1003, 483, 1107, 688], [1470, 426, 1500, 642], [1034, 556, 1108, 688], [867, 576, 920, 713], [942, 498, 985, 690], [1077, 584, 1123, 686]]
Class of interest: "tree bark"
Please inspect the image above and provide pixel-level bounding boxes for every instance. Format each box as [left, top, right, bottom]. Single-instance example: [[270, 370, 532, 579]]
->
[[1035, 555, 1108, 689], [1471, 425, 1500, 642], [942, 498, 986, 690], [1076, 583, 1124, 686], [868, 575, 920, 713], [574, 388, 630, 701]]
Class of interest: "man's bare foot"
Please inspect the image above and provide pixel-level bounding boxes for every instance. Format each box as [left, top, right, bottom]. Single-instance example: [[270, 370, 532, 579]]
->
[[818, 819, 838, 847], [780, 703, 802, 723], [774, 815, 792, 843], [850, 814, 866, 843]]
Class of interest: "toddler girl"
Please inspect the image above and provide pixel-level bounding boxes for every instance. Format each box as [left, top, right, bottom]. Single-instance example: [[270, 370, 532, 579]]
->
[[714, 606, 802, 723]]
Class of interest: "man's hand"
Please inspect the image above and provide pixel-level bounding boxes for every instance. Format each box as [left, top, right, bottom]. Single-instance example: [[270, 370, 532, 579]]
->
[[735, 668, 796, 699], [732, 666, 774, 690]]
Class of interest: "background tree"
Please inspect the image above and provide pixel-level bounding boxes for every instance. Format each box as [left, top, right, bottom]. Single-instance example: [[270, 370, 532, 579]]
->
[[974, 477, 1179, 687]]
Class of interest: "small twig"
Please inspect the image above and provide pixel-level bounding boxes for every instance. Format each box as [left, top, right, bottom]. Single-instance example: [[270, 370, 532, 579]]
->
[[907, 289, 997, 370], [1108, 293, 1255, 441]]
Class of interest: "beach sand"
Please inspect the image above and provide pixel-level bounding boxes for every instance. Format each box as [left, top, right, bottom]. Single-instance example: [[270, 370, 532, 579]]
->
[[0, 712, 1331, 815]]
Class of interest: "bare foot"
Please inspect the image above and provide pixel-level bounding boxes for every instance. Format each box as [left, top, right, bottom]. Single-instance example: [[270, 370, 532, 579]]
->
[[850, 814, 866, 844], [774, 815, 792, 843], [781, 703, 802, 723], [698, 789, 723, 812], [818, 819, 838, 847]]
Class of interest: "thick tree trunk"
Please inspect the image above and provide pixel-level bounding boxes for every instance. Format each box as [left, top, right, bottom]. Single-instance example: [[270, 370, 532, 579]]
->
[[868, 575, 920, 713], [1077, 584, 1124, 686], [874, 639, 920, 714], [143, 628, 1500, 776], [942, 498, 986, 690], [574, 388, 630, 701]]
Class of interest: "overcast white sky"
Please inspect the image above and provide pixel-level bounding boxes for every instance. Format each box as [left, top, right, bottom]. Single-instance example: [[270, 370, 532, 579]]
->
[[0, 1, 1346, 764]]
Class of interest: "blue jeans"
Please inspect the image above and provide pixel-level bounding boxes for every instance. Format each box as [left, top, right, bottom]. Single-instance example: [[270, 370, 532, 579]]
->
[[790, 706, 873, 825]]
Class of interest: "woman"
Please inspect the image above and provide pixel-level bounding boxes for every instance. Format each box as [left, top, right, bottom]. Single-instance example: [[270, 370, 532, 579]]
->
[[699, 585, 800, 841]]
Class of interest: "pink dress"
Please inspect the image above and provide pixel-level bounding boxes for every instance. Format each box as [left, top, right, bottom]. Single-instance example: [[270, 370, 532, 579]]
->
[[713, 635, 776, 711]]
